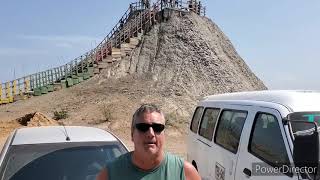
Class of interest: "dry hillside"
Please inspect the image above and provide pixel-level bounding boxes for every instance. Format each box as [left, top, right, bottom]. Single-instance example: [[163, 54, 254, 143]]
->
[[0, 11, 267, 157]]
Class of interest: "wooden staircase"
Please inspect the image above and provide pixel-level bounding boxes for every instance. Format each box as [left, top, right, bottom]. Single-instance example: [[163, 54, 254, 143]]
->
[[1, 0, 206, 105]]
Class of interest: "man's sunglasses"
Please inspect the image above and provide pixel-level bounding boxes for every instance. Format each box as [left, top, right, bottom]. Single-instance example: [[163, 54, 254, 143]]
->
[[135, 123, 165, 133]]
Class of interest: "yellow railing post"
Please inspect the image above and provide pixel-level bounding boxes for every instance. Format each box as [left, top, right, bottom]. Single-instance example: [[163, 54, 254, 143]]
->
[[6, 82, 13, 103], [19, 79, 23, 97], [25, 79, 30, 93], [5, 82, 9, 98], [19, 88, 23, 97], [13, 80, 17, 96], [5, 82, 11, 102], [24, 79, 30, 99]]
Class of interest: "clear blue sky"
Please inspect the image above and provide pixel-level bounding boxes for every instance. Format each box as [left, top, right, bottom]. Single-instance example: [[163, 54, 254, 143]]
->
[[0, 0, 319, 90]]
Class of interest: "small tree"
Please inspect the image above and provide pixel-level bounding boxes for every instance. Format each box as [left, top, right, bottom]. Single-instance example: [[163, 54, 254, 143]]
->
[[53, 109, 69, 120]]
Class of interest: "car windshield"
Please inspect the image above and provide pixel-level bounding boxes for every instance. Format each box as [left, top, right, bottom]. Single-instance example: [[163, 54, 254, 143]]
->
[[0, 141, 127, 180], [287, 111, 320, 135]]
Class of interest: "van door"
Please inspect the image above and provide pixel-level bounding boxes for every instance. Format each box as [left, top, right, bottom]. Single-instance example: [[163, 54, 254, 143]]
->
[[235, 107, 298, 180], [196, 107, 221, 179], [187, 106, 204, 170], [209, 107, 248, 180]]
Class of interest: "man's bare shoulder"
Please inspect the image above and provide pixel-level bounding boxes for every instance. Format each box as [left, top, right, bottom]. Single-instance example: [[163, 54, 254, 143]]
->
[[96, 168, 108, 180], [183, 161, 201, 180]]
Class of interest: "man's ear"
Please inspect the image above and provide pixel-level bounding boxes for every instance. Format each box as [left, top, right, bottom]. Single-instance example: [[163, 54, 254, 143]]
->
[[131, 131, 134, 141]]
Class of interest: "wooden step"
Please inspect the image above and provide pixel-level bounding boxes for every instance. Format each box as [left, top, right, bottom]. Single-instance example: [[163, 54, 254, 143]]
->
[[94, 68, 100, 74], [112, 57, 121, 62], [102, 56, 113, 63], [67, 78, 73, 87], [47, 84, 54, 92], [53, 83, 62, 91], [101, 56, 118, 63], [112, 48, 121, 55], [0, 98, 10, 104], [121, 43, 133, 50], [13, 94, 26, 101], [121, 43, 133, 55], [98, 62, 109, 69], [40, 87, 48, 94], [60, 80, 67, 88], [112, 55, 122, 60], [137, 32, 143, 40], [130, 38, 139, 46], [33, 88, 41, 96]]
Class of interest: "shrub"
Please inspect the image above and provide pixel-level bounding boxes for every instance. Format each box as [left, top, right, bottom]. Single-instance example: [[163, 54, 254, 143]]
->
[[53, 110, 69, 120], [100, 103, 114, 122]]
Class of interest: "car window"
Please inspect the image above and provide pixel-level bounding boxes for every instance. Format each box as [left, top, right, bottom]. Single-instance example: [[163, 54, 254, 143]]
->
[[198, 108, 220, 141], [0, 142, 127, 180], [190, 106, 204, 133], [249, 113, 291, 173], [214, 110, 247, 153]]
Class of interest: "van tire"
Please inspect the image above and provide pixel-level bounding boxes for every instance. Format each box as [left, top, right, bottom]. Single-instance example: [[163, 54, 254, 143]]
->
[[192, 161, 198, 171]]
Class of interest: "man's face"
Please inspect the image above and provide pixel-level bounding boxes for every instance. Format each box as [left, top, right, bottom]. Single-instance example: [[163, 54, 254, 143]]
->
[[132, 111, 165, 157]]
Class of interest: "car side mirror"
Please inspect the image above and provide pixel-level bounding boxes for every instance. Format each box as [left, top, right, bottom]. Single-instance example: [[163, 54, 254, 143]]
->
[[293, 129, 319, 179]]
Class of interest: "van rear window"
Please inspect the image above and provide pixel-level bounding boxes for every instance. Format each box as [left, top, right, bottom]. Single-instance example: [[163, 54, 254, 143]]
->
[[198, 108, 220, 141], [214, 110, 247, 153], [190, 107, 204, 133]]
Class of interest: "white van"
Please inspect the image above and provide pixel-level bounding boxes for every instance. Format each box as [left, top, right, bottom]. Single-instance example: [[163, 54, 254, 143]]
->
[[187, 90, 320, 180]]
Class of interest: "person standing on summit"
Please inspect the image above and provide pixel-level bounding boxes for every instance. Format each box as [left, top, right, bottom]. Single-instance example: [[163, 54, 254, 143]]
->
[[96, 104, 201, 180], [141, 0, 150, 9]]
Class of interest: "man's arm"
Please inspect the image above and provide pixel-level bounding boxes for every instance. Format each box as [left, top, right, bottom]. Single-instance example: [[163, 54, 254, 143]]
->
[[184, 161, 201, 180], [96, 167, 108, 180]]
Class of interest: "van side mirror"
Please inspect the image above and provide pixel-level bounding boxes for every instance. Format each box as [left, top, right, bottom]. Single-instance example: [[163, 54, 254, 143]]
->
[[293, 129, 319, 179]]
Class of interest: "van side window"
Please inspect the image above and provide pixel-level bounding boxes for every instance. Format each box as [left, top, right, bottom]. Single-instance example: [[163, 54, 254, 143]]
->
[[249, 113, 291, 170], [198, 108, 220, 141], [190, 107, 204, 133], [214, 110, 247, 153]]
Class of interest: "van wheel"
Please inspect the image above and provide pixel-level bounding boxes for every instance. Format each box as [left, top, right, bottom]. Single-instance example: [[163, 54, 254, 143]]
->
[[192, 161, 198, 171]]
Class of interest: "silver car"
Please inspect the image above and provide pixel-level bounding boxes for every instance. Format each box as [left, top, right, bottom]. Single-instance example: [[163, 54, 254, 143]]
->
[[0, 126, 128, 180]]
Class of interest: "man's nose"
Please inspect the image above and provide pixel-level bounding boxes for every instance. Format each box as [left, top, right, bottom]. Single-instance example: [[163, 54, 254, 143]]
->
[[145, 127, 155, 137]]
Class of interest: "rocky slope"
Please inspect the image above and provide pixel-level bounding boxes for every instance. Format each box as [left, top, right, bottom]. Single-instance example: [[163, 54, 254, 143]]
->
[[98, 11, 266, 116]]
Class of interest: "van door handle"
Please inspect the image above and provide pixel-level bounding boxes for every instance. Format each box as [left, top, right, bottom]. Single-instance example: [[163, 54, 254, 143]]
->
[[243, 168, 251, 177]]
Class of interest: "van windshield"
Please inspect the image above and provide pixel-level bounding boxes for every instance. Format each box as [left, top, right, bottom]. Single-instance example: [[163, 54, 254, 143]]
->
[[287, 111, 320, 134]]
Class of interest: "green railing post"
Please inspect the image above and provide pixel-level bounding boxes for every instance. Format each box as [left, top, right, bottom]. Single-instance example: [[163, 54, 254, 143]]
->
[[54, 68, 57, 82], [64, 65, 68, 80], [49, 70, 52, 83], [43, 71, 47, 86], [30, 75, 33, 90], [75, 60, 78, 76], [59, 67, 61, 81], [81, 56, 84, 73], [47, 70, 50, 85], [69, 63, 73, 76], [46, 70, 49, 85], [36, 73, 39, 88]]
